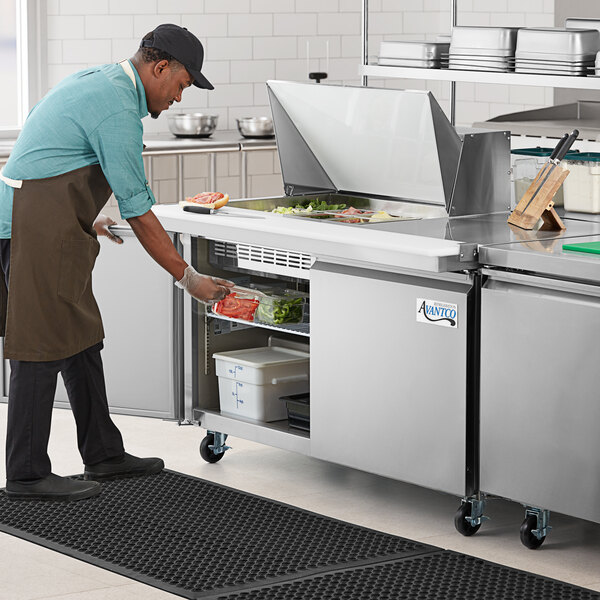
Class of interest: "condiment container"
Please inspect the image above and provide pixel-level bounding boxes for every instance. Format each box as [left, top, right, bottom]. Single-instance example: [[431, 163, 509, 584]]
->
[[213, 346, 309, 422], [563, 152, 600, 213], [511, 148, 567, 207]]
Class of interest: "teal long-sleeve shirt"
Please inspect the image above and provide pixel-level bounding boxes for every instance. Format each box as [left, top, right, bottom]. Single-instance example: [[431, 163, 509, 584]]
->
[[0, 60, 156, 239]]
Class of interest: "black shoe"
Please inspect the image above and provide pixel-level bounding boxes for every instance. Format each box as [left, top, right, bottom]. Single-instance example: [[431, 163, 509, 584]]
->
[[84, 452, 164, 481], [5, 473, 101, 501]]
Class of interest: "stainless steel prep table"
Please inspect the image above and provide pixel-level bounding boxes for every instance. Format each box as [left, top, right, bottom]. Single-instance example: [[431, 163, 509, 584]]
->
[[0, 132, 278, 198], [477, 232, 600, 546], [142, 131, 276, 198]]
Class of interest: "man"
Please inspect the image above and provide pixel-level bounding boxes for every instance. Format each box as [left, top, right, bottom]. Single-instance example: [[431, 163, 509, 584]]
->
[[0, 24, 232, 501]]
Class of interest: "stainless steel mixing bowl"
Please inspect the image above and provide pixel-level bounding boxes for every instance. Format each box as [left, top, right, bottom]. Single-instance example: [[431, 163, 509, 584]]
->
[[236, 117, 274, 138], [167, 113, 218, 137]]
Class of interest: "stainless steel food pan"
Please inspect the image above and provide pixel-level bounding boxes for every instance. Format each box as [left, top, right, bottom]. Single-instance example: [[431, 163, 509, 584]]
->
[[449, 46, 515, 57], [516, 28, 600, 57], [515, 66, 589, 76], [515, 57, 594, 65], [516, 50, 597, 62], [379, 41, 449, 61], [565, 18, 600, 34], [450, 26, 519, 53], [449, 62, 512, 72], [448, 54, 513, 65], [515, 60, 593, 70], [378, 56, 442, 68]]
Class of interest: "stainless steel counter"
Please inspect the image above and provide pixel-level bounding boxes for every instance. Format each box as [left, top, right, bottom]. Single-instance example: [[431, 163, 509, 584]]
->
[[0, 131, 278, 197], [480, 233, 600, 283]]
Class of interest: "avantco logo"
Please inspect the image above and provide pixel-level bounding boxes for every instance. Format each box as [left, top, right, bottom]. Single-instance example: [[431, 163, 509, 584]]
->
[[416, 298, 458, 328]]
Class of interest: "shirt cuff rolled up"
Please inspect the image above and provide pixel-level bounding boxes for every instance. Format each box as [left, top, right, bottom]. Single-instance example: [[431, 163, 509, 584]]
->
[[116, 183, 156, 220]]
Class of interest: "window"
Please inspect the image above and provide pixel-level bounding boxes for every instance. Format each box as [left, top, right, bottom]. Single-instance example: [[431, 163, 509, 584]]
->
[[0, 0, 45, 136]]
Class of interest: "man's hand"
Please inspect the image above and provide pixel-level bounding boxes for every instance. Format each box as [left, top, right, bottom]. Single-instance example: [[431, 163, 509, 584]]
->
[[176, 266, 234, 304], [93, 214, 123, 244]]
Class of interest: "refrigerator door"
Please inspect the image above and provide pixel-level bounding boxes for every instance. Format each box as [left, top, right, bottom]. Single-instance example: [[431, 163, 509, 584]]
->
[[310, 261, 472, 496], [53, 228, 176, 419], [480, 269, 600, 523]]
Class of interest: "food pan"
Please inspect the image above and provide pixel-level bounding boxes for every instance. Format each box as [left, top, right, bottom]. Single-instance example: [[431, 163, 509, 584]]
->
[[379, 41, 449, 61], [515, 66, 589, 76], [450, 26, 519, 54], [449, 62, 512, 72], [378, 57, 442, 68], [516, 28, 600, 58], [565, 18, 600, 34], [515, 60, 593, 71], [449, 55, 513, 66]]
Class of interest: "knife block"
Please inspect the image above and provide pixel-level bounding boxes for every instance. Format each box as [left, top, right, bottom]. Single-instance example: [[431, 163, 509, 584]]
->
[[508, 165, 569, 231]]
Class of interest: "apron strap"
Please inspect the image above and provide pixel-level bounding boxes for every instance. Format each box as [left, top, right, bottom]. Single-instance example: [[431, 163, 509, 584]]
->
[[119, 60, 137, 89], [0, 170, 22, 189]]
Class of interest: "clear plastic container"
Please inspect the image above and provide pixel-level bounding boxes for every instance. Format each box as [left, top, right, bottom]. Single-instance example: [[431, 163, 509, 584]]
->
[[563, 152, 600, 214], [212, 286, 262, 322], [511, 148, 565, 207], [254, 289, 307, 325]]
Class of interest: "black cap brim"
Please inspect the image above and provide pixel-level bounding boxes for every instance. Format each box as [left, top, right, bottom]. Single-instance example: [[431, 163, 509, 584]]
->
[[189, 68, 213, 90]]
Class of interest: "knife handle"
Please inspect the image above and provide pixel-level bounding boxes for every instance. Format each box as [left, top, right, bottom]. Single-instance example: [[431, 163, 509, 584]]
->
[[548, 133, 569, 162], [554, 129, 579, 163], [183, 205, 213, 214]]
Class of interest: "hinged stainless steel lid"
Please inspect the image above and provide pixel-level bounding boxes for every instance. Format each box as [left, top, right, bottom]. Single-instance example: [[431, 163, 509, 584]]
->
[[267, 80, 462, 206]]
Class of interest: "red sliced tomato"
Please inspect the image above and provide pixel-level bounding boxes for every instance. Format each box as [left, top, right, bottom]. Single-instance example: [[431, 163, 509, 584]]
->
[[213, 293, 259, 321]]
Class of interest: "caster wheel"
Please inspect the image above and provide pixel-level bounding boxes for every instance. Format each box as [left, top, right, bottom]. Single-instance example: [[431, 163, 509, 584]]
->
[[200, 434, 225, 463], [454, 502, 481, 537], [520, 515, 545, 549]]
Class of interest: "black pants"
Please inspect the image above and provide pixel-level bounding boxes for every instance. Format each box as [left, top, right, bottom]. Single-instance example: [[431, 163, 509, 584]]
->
[[0, 240, 124, 481]]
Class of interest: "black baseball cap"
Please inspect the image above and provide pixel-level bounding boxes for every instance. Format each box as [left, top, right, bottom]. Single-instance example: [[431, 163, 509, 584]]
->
[[140, 24, 213, 90]]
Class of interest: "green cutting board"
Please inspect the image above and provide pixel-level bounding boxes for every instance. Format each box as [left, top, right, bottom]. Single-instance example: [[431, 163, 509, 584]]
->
[[562, 241, 600, 255]]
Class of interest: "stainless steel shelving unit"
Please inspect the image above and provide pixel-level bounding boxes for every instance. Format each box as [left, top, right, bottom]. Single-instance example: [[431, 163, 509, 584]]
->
[[360, 0, 600, 125]]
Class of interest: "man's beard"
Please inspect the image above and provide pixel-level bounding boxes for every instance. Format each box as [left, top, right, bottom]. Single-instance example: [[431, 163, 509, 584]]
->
[[151, 111, 160, 119]]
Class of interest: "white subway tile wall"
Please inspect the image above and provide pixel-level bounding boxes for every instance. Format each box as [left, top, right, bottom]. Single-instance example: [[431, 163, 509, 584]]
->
[[45, 0, 554, 206]]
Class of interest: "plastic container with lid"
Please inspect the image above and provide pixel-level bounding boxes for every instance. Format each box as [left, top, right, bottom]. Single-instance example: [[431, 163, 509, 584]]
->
[[213, 346, 309, 422], [254, 289, 308, 325], [211, 286, 262, 322], [562, 152, 600, 214], [511, 147, 568, 207]]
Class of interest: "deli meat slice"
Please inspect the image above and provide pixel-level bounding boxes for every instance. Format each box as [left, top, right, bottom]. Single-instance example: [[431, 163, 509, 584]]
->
[[180, 192, 229, 209]]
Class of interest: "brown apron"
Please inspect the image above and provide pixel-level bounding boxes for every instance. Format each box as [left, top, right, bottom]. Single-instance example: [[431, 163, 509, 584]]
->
[[2, 164, 112, 361]]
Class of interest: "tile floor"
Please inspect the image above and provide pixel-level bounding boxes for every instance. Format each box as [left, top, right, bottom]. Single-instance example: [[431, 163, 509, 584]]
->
[[0, 403, 599, 600]]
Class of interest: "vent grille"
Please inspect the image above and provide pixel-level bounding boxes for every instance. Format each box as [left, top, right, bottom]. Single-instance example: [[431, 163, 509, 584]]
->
[[210, 240, 313, 279], [237, 244, 312, 270], [212, 241, 238, 259]]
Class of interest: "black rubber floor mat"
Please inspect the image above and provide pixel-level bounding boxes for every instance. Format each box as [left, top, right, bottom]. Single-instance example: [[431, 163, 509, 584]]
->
[[0, 470, 438, 599], [211, 551, 600, 600]]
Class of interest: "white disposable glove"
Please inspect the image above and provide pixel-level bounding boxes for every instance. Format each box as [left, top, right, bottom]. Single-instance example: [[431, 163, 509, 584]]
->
[[93, 214, 123, 244], [175, 265, 234, 304]]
